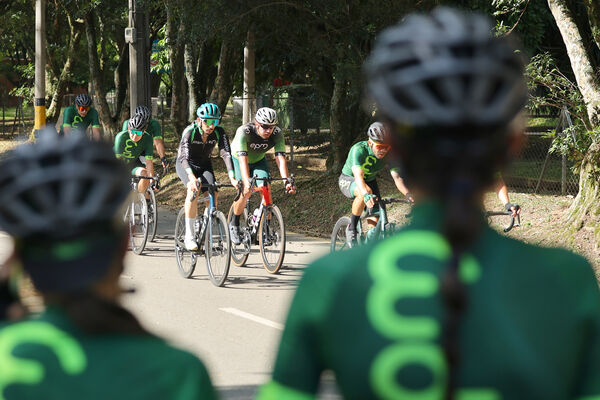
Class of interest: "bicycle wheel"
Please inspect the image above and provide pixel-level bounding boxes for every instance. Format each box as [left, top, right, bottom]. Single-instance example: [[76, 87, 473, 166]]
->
[[227, 205, 250, 267], [146, 188, 158, 242], [331, 216, 352, 252], [174, 207, 197, 278], [259, 205, 286, 274], [204, 211, 231, 287], [129, 192, 148, 255]]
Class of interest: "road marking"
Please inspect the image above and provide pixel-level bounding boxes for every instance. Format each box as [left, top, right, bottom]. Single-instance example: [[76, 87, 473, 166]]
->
[[220, 307, 283, 331]]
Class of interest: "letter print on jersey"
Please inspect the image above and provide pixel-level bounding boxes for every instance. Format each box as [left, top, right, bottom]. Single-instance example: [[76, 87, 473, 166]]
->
[[123, 138, 135, 158], [362, 155, 377, 174], [72, 115, 84, 128], [0, 321, 87, 393], [250, 143, 269, 150], [366, 231, 499, 399]]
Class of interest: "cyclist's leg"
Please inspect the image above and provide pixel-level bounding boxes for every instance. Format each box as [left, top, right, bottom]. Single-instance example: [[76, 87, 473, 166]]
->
[[133, 163, 150, 194], [177, 161, 201, 250], [231, 157, 250, 218]]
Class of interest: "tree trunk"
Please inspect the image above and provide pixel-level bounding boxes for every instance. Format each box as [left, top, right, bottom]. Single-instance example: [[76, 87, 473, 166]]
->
[[328, 69, 355, 174], [114, 43, 129, 124], [548, 0, 600, 126], [548, 0, 600, 235], [210, 38, 240, 114], [166, 1, 188, 135], [46, 21, 82, 124], [185, 43, 200, 118], [85, 10, 119, 135], [585, 0, 600, 51]]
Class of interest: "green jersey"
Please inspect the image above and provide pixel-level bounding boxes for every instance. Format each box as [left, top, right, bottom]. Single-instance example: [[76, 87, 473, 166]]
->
[[60, 105, 101, 133], [0, 307, 217, 399], [260, 202, 600, 400], [122, 119, 162, 140], [341, 141, 395, 182], [113, 130, 154, 164], [231, 123, 286, 164]]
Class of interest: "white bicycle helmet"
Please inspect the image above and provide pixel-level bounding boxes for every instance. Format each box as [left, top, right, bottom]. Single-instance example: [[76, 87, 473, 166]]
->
[[367, 122, 389, 142], [255, 107, 278, 125]]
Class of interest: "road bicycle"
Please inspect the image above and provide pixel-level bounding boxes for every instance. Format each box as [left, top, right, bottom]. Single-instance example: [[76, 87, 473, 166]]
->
[[484, 210, 520, 232], [227, 175, 294, 274], [331, 197, 411, 252], [125, 176, 152, 255], [174, 182, 232, 287], [145, 168, 168, 242]]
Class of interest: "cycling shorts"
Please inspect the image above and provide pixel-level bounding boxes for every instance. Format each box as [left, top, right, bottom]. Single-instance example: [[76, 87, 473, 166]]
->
[[232, 157, 270, 187], [338, 174, 383, 213], [176, 161, 216, 193]]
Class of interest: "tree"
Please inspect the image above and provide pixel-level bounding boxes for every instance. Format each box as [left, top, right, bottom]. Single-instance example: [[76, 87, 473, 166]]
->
[[546, 0, 600, 234]]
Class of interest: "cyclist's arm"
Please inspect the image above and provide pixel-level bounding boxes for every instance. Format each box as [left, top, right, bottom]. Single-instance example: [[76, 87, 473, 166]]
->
[[273, 129, 289, 179], [144, 135, 154, 176], [91, 109, 102, 140], [217, 129, 235, 180], [144, 156, 154, 177], [275, 155, 290, 179], [238, 155, 251, 185], [390, 169, 412, 200], [113, 134, 125, 159], [154, 138, 166, 159], [351, 166, 371, 198], [62, 106, 74, 135], [178, 126, 194, 179], [150, 121, 166, 159], [233, 126, 251, 185]]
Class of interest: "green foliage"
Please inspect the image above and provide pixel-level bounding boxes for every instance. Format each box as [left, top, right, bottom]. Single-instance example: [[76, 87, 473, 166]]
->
[[547, 125, 597, 172], [9, 63, 34, 101]]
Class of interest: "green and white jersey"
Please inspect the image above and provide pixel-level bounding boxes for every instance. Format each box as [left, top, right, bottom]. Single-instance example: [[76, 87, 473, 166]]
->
[[60, 105, 101, 133], [259, 202, 600, 400], [231, 123, 286, 164], [121, 119, 162, 140], [0, 307, 217, 400], [113, 130, 154, 164], [341, 141, 396, 182]]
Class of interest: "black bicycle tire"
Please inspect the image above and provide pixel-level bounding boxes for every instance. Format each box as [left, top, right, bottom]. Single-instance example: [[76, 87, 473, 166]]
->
[[204, 211, 231, 287], [331, 216, 352, 252], [147, 188, 158, 242], [227, 204, 250, 267], [259, 204, 286, 274], [129, 192, 148, 255], [174, 207, 197, 278]]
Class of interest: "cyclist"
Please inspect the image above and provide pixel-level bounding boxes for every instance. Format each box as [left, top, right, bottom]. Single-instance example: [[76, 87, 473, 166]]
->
[[0, 132, 217, 399], [176, 102, 236, 251], [260, 7, 600, 399], [122, 105, 169, 170], [228, 107, 296, 245], [339, 121, 412, 246], [114, 113, 154, 194], [59, 93, 102, 140]]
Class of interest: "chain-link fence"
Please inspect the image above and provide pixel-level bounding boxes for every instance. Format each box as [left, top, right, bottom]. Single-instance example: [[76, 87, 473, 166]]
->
[[505, 110, 579, 195], [0, 90, 32, 136]]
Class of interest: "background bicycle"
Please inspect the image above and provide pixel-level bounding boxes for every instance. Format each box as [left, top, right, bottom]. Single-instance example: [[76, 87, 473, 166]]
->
[[125, 176, 153, 255], [227, 175, 293, 274], [174, 182, 233, 287], [331, 197, 411, 252]]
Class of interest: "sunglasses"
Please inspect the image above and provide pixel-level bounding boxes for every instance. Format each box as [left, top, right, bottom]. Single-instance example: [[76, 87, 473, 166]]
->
[[78, 106, 90, 112], [130, 129, 144, 136], [260, 124, 275, 130], [202, 118, 220, 127], [371, 141, 391, 151]]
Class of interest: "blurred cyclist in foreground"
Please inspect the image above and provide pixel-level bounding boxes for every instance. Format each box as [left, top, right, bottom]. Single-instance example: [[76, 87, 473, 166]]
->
[[0, 132, 217, 399], [260, 7, 600, 399]]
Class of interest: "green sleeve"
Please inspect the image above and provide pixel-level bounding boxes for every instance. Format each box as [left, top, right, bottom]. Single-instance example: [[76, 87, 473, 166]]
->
[[149, 119, 162, 139], [122, 120, 129, 132], [232, 126, 248, 157], [274, 130, 286, 153], [144, 134, 154, 159], [265, 259, 339, 395], [114, 132, 125, 157], [62, 106, 75, 127], [90, 108, 101, 128], [349, 144, 363, 168]]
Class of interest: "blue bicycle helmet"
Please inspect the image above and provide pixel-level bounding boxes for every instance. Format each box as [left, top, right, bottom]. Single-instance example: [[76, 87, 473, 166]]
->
[[197, 103, 221, 120]]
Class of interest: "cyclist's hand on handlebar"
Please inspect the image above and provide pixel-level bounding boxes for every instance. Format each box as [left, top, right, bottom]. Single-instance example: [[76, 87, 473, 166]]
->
[[285, 182, 296, 194], [405, 192, 415, 203], [229, 177, 238, 188], [363, 193, 376, 209], [242, 179, 252, 196], [187, 178, 199, 193], [504, 202, 521, 218], [161, 156, 170, 170]]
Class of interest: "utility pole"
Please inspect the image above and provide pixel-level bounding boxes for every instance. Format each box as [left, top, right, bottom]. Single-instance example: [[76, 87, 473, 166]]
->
[[126, 0, 150, 113], [34, 0, 46, 138], [243, 30, 256, 124]]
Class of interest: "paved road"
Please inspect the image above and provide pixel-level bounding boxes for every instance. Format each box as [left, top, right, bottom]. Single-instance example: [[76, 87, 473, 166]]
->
[[0, 208, 336, 399]]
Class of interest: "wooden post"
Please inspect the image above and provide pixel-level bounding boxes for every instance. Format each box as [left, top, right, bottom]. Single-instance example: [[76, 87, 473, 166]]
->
[[243, 30, 255, 125]]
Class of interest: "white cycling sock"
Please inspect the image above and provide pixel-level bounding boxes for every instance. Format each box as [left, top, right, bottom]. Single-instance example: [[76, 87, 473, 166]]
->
[[185, 217, 196, 240]]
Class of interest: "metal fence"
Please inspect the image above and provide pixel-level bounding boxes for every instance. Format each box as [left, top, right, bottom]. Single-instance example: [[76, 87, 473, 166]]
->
[[505, 109, 579, 195]]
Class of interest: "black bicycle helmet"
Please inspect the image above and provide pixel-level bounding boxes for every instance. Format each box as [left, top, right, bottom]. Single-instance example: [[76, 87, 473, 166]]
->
[[134, 105, 152, 125], [0, 131, 131, 291], [367, 122, 389, 142], [365, 7, 527, 130], [75, 93, 92, 108], [128, 113, 147, 130]]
